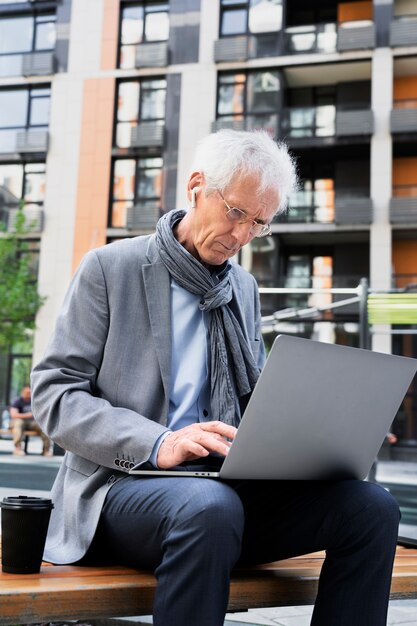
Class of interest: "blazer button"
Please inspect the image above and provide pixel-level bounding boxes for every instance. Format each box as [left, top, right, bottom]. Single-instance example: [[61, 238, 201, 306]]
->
[[115, 459, 120, 467], [119, 459, 126, 469]]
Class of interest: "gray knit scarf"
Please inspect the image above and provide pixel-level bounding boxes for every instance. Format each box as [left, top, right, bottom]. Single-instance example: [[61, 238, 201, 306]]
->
[[155, 209, 260, 426]]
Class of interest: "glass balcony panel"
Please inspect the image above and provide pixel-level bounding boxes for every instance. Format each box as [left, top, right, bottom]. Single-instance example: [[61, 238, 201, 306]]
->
[[316, 25, 337, 53], [246, 114, 278, 136], [0, 129, 18, 153], [218, 83, 245, 116], [0, 55, 23, 78], [249, 0, 283, 33], [113, 159, 135, 200], [111, 200, 134, 228], [284, 107, 315, 137], [116, 122, 136, 148], [0, 17, 33, 54], [287, 29, 316, 53], [120, 45, 136, 69], [315, 105, 335, 135]]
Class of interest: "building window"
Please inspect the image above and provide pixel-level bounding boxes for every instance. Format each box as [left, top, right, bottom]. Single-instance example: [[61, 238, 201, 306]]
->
[[217, 70, 280, 135], [115, 78, 166, 148], [0, 162, 46, 228], [0, 87, 50, 153], [0, 13, 56, 77], [283, 86, 336, 138], [119, 1, 169, 69], [220, 0, 282, 36], [110, 157, 163, 228]]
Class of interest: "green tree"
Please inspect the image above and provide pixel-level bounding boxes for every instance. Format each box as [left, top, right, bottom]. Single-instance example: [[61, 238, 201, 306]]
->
[[0, 208, 45, 352]]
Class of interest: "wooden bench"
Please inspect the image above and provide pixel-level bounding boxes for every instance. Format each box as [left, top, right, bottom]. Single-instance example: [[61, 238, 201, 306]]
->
[[1, 546, 416, 625], [0, 428, 42, 454]]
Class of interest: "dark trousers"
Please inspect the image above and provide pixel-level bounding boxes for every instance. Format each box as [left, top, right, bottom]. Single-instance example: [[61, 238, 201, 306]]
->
[[89, 475, 400, 626]]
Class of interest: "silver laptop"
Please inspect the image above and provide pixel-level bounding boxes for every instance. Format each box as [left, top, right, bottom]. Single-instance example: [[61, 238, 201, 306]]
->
[[129, 334, 417, 481]]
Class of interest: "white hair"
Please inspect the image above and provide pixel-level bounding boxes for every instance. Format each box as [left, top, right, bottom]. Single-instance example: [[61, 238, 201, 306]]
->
[[191, 129, 297, 214]]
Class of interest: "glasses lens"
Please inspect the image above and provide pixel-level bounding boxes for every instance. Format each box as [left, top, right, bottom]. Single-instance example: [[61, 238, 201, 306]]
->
[[226, 206, 246, 222], [252, 224, 271, 238]]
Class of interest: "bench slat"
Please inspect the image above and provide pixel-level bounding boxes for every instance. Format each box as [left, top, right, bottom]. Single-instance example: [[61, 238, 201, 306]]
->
[[0, 547, 416, 625]]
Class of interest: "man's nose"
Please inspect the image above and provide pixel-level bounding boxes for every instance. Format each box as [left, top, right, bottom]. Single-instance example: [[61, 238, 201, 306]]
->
[[230, 221, 253, 245]]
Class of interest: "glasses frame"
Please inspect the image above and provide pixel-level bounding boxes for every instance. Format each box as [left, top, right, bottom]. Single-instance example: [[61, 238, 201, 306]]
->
[[216, 189, 272, 238]]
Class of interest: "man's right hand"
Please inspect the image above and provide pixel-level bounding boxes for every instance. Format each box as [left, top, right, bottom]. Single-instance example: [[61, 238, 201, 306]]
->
[[157, 421, 237, 469]]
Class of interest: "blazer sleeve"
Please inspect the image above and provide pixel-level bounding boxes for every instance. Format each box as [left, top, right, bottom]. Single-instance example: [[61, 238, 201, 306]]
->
[[31, 250, 169, 471]]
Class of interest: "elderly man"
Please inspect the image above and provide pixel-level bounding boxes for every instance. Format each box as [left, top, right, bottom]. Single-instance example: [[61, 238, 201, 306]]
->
[[32, 130, 399, 626]]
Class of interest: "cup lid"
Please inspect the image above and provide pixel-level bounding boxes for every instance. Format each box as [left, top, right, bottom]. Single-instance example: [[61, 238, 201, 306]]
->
[[1, 495, 54, 510]]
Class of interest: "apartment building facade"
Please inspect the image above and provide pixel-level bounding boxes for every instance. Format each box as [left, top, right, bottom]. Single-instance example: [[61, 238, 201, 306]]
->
[[0, 0, 416, 445]]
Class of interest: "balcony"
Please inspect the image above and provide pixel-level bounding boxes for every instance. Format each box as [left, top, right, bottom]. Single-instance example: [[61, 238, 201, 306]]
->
[[335, 195, 373, 224], [0, 51, 56, 78], [283, 23, 337, 55], [135, 42, 168, 68], [7, 207, 44, 233], [0, 129, 49, 155], [211, 114, 279, 138], [337, 20, 376, 51], [390, 15, 417, 47], [130, 123, 164, 149], [391, 104, 417, 133], [390, 188, 417, 223], [275, 189, 372, 225], [281, 106, 336, 141], [335, 109, 373, 136], [126, 204, 161, 231], [214, 36, 250, 62]]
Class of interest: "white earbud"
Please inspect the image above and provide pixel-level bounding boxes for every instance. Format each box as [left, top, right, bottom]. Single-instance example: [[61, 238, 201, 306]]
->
[[191, 186, 200, 208]]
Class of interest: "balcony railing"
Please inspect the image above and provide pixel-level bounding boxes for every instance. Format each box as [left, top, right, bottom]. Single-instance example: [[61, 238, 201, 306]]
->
[[391, 103, 417, 133], [130, 123, 164, 148], [390, 15, 417, 47], [0, 129, 49, 155], [135, 42, 169, 68], [337, 20, 376, 51], [275, 189, 372, 225], [7, 207, 44, 233], [284, 23, 337, 55], [281, 106, 336, 138], [335, 109, 373, 136], [390, 187, 417, 223], [126, 204, 161, 231], [212, 114, 279, 138], [0, 51, 56, 79]]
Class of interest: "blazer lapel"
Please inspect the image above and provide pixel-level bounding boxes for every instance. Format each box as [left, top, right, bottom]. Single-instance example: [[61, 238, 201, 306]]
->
[[142, 237, 171, 401]]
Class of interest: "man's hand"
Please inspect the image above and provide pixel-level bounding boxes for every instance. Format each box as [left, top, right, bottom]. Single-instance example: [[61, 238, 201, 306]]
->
[[157, 421, 237, 469], [10, 409, 33, 420]]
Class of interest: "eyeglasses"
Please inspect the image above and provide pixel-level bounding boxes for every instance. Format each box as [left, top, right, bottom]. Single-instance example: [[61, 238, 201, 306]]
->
[[217, 190, 272, 239]]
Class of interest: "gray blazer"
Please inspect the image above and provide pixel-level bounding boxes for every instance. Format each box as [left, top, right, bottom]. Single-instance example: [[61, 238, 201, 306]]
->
[[31, 234, 265, 564]]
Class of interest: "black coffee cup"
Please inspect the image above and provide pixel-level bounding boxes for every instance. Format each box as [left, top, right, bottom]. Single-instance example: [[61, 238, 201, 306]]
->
[[1, 495, 54, 574]]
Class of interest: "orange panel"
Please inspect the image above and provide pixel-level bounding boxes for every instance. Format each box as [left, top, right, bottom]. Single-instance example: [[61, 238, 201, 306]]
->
[[392, 241, 417, 287], [338, 1, 372, 22], [393, 77, 417, 105], [101, 0, 120, 70], [73, 77, 115, 273], [392, 158, 417, 188]]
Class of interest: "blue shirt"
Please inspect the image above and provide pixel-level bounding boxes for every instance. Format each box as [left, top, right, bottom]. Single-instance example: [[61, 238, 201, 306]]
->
[[148, 279, 213, 466]]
